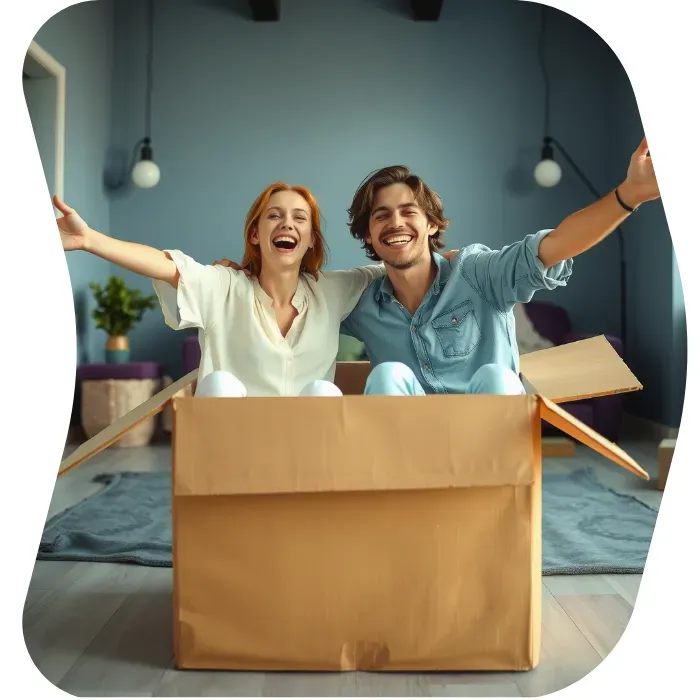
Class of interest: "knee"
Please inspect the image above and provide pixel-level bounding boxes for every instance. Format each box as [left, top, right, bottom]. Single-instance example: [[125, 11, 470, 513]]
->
[[299, 379, 343, 397], [364, 362, 417, 395], [471, 364, 525, 396], [195, 370, 247, 398]]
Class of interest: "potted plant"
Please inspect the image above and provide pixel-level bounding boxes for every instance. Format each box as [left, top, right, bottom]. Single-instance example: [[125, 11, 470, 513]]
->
[[89, 275, 158, 363]]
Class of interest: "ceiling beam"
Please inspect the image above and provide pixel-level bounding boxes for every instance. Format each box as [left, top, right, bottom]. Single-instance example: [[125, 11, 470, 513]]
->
[[249, 0, 280, 22], [410, 0, 444, 21]]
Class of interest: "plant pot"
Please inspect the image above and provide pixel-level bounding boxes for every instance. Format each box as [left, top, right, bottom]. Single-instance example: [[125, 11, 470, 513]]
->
[[106, 335, 130, 364]]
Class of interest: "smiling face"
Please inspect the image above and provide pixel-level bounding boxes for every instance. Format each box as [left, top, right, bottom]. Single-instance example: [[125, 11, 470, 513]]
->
[[364, 183, 438, 270], [347, 166, 450, 264], [249, 190, 315, 273]]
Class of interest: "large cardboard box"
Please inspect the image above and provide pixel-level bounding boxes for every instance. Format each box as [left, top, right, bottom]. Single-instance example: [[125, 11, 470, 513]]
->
[[59, 336, 648, 672]]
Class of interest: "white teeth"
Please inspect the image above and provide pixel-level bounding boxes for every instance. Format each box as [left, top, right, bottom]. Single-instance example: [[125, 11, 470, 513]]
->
[[385, 237, 411, 246], [273, 236, 297, 244]]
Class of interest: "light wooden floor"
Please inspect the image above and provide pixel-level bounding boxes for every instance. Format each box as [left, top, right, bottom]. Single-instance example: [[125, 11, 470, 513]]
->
[[24, 436, 663, 697]]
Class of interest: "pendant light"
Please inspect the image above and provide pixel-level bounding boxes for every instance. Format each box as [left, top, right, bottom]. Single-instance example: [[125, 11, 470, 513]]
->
[[132, 0, 160, 189]]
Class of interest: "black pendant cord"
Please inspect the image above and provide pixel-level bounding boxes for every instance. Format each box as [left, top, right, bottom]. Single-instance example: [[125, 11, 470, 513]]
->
[[144, 0, 154, 143], [536, 6, 627, 351], [538, 6, 550, 140]]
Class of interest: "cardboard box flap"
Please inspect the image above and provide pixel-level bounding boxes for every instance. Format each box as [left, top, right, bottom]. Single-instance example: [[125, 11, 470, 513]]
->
[[58, 369, 199, 479], [519, 335, 642, 403], [173, 394, 539, 496], [539, 395, 649, 480]]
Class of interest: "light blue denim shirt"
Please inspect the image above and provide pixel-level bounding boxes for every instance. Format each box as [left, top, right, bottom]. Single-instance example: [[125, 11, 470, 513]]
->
[[340, 230, 573, 394]]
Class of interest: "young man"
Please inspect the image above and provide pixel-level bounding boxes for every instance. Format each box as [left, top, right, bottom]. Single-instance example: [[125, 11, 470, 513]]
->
[[339, 137, 660, 396]]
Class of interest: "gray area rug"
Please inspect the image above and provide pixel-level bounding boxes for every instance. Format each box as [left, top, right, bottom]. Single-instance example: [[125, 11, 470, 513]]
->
[[38, 469, 658, 574]]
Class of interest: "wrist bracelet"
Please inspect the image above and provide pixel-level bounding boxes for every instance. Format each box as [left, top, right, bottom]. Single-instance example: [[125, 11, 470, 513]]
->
[[615, 187, 638, 213]]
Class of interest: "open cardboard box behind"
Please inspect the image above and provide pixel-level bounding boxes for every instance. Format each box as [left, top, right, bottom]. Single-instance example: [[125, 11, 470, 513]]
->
[[59, 335, 648, 672]]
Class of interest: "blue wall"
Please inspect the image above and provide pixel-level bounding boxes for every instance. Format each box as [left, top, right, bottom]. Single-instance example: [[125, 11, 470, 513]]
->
[[108, 0, 625, 378], [33, 0, 116, 366]]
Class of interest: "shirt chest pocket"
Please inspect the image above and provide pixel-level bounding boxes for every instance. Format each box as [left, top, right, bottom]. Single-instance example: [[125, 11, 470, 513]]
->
[[431, 300, 481, 357]]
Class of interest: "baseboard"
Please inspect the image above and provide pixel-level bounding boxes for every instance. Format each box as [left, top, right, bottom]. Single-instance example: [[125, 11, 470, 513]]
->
[[622, 413, 678, 441]]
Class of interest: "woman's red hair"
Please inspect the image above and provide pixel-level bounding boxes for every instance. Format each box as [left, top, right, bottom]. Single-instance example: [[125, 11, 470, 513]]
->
[[241, 182, 328, 279]]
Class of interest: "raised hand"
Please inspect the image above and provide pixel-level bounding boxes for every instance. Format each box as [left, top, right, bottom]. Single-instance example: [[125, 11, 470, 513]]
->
[[54, 194, 90, 251], [621, 137, 661, 207]]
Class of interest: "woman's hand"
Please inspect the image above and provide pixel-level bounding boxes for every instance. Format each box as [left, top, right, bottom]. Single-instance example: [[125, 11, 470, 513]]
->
[[54, 194, 91, 251]]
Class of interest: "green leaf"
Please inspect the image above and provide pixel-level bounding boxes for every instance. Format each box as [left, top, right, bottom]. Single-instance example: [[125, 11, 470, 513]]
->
[[89, 274, 158, 337]]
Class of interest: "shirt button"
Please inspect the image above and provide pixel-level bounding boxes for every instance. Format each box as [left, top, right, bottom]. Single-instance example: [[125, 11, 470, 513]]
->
[[423, 364, 429, 370], [411, 326, 416, 332], [451, 318, 457, 324]]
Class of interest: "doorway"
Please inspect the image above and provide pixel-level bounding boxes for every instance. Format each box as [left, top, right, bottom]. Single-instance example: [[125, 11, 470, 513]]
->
[[22, 41, 65, 205]]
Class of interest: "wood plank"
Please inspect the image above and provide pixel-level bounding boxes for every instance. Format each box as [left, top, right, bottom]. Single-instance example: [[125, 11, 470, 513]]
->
[[57, 567, 174, 696], [356, 672, 429, 696], [23, 564, 148, 686], [604, 574, 642, 606], [425, 676, 521, 696], [264, 671, 358, 696], [514, 584, 602, 697], [155, 668, 265, 697], [23, 588, 52, 617], [555, 594, 633, 658], [28, 559, 83, 592], [543, 574, 616, 597]]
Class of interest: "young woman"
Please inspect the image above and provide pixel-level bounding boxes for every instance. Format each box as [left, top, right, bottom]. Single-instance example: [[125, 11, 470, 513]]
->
[[55, 182, 385, 397]]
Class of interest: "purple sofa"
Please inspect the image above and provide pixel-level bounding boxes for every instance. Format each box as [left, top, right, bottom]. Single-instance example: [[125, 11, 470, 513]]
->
[[181, 300, 625, 441], [523, 300, 624, 442], [183, 333, 201, 379]]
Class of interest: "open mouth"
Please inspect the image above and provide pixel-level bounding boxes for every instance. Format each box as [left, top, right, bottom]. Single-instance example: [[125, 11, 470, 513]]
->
[[381, 234, 413, 248], [272, 235, 299, 252]]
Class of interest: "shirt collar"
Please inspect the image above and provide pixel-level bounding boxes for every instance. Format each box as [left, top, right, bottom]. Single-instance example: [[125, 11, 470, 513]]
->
[[374, 251, 450, 303], [253, 276, 307, 311]]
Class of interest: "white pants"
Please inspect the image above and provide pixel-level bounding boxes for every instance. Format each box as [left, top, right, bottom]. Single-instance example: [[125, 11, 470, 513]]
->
[[195, 370, 343, 398]]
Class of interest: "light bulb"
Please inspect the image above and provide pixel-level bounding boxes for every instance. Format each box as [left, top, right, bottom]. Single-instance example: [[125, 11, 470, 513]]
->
[[132, 159, 161, 188], [131, 138, 161, 188], [534, 158, 562, 188]]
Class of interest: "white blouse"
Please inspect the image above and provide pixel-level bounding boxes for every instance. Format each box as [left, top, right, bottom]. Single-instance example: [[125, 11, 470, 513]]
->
[[153, 250, 384, 396]]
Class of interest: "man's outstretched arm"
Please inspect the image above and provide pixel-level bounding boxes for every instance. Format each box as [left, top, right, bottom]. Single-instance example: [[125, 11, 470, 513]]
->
[[537, 137, 660, 268]]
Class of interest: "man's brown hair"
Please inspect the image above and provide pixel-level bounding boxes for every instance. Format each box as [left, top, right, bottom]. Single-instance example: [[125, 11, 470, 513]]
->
[[347, 166, 450, 261]]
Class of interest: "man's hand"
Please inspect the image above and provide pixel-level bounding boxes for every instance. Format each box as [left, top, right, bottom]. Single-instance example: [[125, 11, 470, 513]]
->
[[537, 136, 663, 268], [617, 137, 660, 209], [212, 258, 252, 276]]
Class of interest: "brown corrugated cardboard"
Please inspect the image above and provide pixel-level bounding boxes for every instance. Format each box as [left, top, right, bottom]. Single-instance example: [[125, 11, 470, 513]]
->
[[170, 387, 646, 672], [540, 436, 575, 457], [57, 334, 648, 672], [518, 335, 642, 402], [172, 394, 543, 671], [657, 437, 675, 489], [58, 369, 198, 479]]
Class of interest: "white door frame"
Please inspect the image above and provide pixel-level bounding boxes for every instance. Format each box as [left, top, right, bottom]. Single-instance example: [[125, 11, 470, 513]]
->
[[24, 40, 66, 203]]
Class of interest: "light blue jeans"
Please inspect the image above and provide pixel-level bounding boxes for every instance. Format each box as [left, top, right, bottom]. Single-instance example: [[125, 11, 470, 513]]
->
[[364, 362, 525, 396]]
